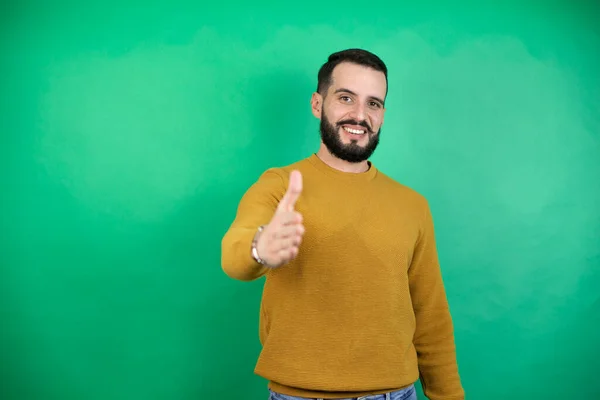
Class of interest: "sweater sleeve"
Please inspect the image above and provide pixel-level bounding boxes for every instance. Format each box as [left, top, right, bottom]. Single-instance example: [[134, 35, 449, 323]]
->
[[408, 200, 465, 400], [221, 169, 287, 281]]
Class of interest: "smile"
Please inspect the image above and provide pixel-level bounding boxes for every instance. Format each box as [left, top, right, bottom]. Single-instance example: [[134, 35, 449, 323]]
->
[[342, 126, 366, 135]]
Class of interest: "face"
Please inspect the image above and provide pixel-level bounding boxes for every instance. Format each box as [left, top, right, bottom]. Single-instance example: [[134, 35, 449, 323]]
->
[[311, 62, 387, 163]]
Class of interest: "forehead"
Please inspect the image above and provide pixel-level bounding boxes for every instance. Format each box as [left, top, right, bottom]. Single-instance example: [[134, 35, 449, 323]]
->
[[329, 62, 387, 98]]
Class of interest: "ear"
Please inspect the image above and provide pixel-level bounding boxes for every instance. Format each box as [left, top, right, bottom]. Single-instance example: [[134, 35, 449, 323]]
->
[[310, 92, 322, 119]]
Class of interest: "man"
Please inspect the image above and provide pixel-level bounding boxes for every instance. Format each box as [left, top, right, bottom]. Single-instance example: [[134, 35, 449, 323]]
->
[[221, 49, 464, 400]]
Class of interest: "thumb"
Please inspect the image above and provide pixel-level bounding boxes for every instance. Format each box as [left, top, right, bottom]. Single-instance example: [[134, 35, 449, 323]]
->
[[278, 170, 303, 212]]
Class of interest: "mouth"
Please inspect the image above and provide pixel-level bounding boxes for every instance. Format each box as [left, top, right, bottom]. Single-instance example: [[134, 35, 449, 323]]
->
[[337, 119, 372, 137], [342, 126, 367, 135]]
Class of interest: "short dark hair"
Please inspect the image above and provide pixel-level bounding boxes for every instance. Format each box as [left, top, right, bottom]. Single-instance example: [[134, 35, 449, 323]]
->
[[316, 48, 388, 96]]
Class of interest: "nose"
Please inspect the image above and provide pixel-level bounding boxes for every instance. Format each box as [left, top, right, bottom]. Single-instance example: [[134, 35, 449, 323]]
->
[[349, 101, 367, 122]]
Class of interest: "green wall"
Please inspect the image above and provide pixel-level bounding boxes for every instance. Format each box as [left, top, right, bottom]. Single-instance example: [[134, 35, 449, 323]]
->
[[2, 1, 599, 399]]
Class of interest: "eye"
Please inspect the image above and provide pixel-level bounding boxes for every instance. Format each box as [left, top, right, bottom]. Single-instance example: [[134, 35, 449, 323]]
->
[[340, 95, 352, 103], [369, 101, 382, 108]]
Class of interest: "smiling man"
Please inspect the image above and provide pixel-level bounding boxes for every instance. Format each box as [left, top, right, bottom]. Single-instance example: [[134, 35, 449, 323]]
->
[[315, 60, 384, 168], [221, 49, 464, 400]]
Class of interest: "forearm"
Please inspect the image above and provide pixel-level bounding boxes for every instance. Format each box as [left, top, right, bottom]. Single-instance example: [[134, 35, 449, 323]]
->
[[221, 226, 269, 281], [220, 170, 286, 281], [413, 299, 464, 400]]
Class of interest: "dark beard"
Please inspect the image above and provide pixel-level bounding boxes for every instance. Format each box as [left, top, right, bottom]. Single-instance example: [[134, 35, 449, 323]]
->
[[319, 111, 380, 163]]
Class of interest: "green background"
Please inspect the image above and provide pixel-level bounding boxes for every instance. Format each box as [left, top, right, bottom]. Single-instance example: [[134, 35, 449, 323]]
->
[[2, 1, 599, 399]]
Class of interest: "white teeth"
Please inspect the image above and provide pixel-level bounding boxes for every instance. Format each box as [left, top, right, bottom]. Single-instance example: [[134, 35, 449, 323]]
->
[[343, 126, 366, 135]]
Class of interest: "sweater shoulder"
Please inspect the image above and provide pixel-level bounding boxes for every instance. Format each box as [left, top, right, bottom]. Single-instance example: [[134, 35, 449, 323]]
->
[[374, 169, 429, 206], [256, 157, 313, 183]]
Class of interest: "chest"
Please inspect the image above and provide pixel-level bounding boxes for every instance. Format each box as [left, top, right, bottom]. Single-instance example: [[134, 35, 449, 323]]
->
[[294, 185, 421, 271]]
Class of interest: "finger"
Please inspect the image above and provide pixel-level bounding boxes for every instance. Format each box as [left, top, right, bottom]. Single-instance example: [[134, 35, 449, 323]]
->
[[275, 235, 303, 251], [278, 170, 303, 212], [277, 246, 298, 262], [278, 211, 303, 226], [274, 224, 305, 239]]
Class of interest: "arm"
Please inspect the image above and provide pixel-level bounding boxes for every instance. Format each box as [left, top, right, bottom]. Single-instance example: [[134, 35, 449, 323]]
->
[[221, 169, 286, 281], [408, 200, 464, 400]]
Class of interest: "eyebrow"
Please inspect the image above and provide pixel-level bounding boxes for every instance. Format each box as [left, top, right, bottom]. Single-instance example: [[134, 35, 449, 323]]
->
[[334, 88, 385, 106]]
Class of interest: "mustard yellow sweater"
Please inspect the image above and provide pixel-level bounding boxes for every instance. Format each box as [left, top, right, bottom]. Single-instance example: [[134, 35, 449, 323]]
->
[[221, 154, 464, 399]]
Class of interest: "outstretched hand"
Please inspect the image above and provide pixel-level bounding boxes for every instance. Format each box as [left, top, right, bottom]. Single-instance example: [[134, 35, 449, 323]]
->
[[256, 170, 305, 268]]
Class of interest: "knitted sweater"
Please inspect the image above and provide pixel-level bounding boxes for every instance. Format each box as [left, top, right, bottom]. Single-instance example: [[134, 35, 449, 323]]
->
[[221, 154, 464, 399]]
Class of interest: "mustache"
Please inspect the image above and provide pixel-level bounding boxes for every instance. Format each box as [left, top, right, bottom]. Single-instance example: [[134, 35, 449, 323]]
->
[[337, 119, 373, 134]]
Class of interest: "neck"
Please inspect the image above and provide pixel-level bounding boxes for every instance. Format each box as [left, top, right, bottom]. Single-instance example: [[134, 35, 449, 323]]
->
[[316, 143, 371, 173]]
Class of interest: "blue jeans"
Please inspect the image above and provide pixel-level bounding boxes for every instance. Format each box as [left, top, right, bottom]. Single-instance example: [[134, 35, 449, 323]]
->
[[268, 384, 417, 400]]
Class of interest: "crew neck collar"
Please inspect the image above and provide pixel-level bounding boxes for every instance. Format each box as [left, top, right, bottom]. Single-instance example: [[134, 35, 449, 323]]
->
[[307, 153, 378, 182]]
